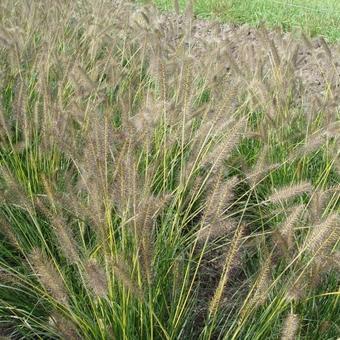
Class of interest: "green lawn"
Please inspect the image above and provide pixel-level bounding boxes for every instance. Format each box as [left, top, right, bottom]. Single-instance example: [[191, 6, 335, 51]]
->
[[144, 0, 340, 42]]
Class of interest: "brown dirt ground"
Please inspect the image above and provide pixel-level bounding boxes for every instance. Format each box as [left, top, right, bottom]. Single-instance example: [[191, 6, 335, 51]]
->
[[128, 4, 340, 120], [161, 12, 340, 96]]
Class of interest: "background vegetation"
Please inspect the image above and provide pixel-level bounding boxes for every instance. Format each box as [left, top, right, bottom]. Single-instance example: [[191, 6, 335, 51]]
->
[[144, 0, 340, 42]]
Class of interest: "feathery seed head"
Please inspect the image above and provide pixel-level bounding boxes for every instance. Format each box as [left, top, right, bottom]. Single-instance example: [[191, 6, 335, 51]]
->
[[281, 313, 299, 340], [268, 182, 313, 204], [304, 213, 339, 254], [29, 249, 69, 305], [84, 259, 108, 298]]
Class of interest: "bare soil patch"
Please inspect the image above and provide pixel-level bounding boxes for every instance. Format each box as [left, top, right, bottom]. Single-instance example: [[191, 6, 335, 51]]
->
[[132, 5, 340, 120]]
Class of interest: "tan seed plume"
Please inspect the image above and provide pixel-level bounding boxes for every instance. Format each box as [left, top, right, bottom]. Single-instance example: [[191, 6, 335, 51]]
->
[[29, 249, 69, 305], [268, 182, 312, 204], [281, 313, 299, 340]]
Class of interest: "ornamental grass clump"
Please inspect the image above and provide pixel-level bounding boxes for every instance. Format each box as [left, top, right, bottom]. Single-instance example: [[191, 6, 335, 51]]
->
[[0, 0, 339, 339]]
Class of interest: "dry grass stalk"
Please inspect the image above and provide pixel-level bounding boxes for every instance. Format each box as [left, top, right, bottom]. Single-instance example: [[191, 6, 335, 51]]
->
[[135, 199, 155, 285], [290, 257, 331, 301], [134, 194, 170, 283], [279, 204, 305, 250], [209, 223, 244, 315], [245, 145, 280, 187], [0, 166, 32, 211], [323, 251, 340, 271], [113, 145, 141, 216], [238, 254, 272, 323], [70, 65, 97, 96], [259, 28, 281, 68], [281, 313, 299, 340], [319, 37, 332, 60], [181, 58, 194, 114], [0, 215, 19, 249], [112, 258, 143, 300], [286, 273, 309, 302], [83, 259, 108, 298], [29, 249, 69, 305], [173, 0, 180, 15], [268, 182, 312, 204], [222, 47, 245, 79], [0, 106, 11, 143], [304, 213, 339, 254], [49, 313, 79, 340], [309, 189, 330, 223], [203, 118, 246, 171], [158, 60, 167, 108], [41, 179, 80, 263], [197, 219, 236, 244], [0, 268, 19, 285], [247, 163, 279, 188], [52, 216, 80, 264], [289, 134, 325, 160], [252, 255, 272, 306], [301, 32, 314, 50], [240, 255, 272, 320], [203, 174, 238, 226], [184, 0, 195, 21]]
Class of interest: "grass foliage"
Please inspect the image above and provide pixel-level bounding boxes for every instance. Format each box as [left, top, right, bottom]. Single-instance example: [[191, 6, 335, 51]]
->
[[147, 0, 340, 42], [0, 1, 339, 339]]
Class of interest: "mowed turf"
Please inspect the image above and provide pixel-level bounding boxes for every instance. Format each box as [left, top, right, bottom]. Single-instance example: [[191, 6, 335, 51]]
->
[[143, 0, 340, 42]]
